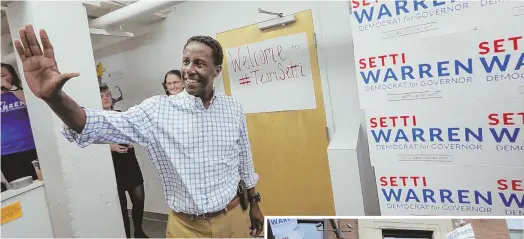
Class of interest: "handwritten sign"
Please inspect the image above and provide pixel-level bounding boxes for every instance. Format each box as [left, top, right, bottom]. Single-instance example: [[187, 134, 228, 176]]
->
[[447, 224, 475, 239], [1, 201, 22, 224], [225, 32, 317, 113]]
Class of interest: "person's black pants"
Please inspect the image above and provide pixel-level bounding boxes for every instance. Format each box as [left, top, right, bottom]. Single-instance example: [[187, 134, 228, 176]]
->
[[117, 183, 147, 238], [1, 149, 38, 182]]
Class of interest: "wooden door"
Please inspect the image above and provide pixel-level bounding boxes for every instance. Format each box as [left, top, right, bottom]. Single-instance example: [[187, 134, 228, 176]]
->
[[217, 10, 335, 216]]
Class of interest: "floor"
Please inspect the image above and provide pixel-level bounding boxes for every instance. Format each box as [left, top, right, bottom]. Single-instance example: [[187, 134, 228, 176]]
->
[[129, 218, 167, 238]]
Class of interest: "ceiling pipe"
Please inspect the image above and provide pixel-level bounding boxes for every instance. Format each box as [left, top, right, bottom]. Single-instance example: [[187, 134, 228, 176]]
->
[[89, 0, 179, 29]]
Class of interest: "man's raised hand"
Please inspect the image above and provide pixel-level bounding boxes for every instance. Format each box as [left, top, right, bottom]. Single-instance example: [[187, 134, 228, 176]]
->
[[14, 24, 79, 100]]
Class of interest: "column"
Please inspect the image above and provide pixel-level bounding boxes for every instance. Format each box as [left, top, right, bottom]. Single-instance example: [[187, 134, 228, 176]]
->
[[6, 1, 125, 237]]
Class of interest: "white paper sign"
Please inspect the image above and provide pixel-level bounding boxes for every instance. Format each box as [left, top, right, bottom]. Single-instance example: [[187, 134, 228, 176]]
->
[[349, 0, 522, 46], [225, 32, 317, 113], [353, 25, 523, 108], [95, 53, 128, 109], [375, 164, 524, 216], [269, 218, 299, 237], [447, 224, 475, 239], [276, 230, 304, 239], [96, 52, 127, 82], [365, 101, 524, 167]]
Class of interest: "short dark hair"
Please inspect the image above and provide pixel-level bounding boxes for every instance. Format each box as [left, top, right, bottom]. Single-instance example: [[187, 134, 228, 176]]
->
[[1, 63, 23, 89], [184, 36, 223, 66], [99, 82, 110, 92]]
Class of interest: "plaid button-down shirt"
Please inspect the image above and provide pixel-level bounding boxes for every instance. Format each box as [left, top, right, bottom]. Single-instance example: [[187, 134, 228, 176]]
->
[[61, 90, 259, 215]]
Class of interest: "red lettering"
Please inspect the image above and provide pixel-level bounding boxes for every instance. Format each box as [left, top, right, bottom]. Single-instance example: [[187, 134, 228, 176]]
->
[[498, 179, 523, 191], [512, 180, 523, 192], [381, 176, 427, 187], [277, 45, 286, 61], [479, 36, 523, 55], [370, 117, 378, 128], [390, 177, 398, 187], [377, 55, 387, 67], [410, 176, 419, 187], [494, 38, 505, 53], [389, 116, 398, 127], [359, 58, 366, 69], [503, 113, 514, 125], [351, 0, 360, 8], [489, 112, 524, 126], [380, 117, 387, 128], [370, 116, 417, 128], [352, 0, 371, 9], [508, 36, 523, 51], [488, 113, 499, 125], [380, 176, 387, 186], [497, 179, 508, 190], [360, 53, 407, 69], [399, 115, 409, 127], [479, 41, 489, 55], [299, 63, 305, 77], [390, 53, 399, 64], [369, 57, 377, 68], [399, 176, 408, 186]]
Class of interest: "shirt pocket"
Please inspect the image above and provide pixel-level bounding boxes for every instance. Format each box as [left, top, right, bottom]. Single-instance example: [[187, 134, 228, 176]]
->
[[211, 117, 240, 152]]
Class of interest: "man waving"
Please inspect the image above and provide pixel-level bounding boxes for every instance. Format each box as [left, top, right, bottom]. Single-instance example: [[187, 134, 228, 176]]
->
[[14, 24, 264, 238]]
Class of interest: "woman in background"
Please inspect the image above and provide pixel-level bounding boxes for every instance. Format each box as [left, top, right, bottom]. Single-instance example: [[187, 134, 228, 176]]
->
[[100, 83, 148, 238], [1, 63, 38, 182], [162, 69, 184, 95]]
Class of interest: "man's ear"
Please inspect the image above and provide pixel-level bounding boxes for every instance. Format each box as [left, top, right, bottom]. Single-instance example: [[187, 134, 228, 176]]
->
[[215, 65, 222, 77]]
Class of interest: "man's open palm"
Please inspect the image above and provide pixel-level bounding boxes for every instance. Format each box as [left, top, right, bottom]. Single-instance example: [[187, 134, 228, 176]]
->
[[14, 24, 79, 100]]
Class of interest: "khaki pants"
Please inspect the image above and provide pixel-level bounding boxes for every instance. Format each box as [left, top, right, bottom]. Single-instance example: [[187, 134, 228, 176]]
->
[[166, 205, 251, 238]]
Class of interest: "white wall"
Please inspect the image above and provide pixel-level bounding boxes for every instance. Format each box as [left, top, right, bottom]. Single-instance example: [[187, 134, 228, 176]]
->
[[94, 1, 365, 214]]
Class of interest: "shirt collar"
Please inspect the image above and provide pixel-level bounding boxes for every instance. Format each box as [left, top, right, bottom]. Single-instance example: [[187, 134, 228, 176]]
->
[[179, 86, 219, 105]]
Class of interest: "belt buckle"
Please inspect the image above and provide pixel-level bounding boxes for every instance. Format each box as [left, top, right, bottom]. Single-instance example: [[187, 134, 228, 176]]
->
[[202, 213, 208, 220]]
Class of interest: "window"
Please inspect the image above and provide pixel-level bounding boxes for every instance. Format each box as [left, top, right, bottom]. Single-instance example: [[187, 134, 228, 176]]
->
[[506, 219, 524, 239], [509, 230, 523, 239], [382, 229, 434, 239]]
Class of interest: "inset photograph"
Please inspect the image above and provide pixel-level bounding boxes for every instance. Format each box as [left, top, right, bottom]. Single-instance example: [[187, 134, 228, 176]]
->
[[266, 218, 524, 239]]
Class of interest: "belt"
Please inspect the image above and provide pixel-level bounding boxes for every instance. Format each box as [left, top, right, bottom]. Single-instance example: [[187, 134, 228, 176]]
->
[[175, 196, 240, 220]]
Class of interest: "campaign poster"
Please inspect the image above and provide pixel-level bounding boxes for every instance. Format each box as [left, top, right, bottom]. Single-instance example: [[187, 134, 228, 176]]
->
[[365, 101, 524, 167], [354, 24, 523, 108], [375, 164, 524, 216], [95, 53, 127, 110], [349, 0, 523, 46], [446, 224, 475, 239]]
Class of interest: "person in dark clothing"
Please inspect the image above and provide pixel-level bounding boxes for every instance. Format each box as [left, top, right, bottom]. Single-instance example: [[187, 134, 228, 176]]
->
[[100, 83, 148, 238], [1, 63, 38, 182]]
